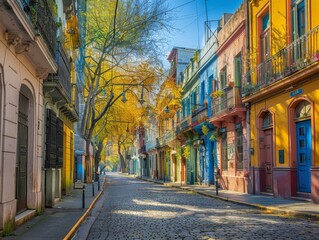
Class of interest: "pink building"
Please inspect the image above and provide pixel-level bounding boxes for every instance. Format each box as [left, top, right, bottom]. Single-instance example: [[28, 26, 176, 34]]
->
[[209, 4, 249, 193]]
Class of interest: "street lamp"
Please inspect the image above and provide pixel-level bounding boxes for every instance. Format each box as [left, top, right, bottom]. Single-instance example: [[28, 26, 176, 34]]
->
[[121, 91, 127, 103]]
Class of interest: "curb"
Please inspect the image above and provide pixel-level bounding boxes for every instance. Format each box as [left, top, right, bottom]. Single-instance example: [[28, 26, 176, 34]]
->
[[63, 177, 106, 240], [137, 177, 319, 221]]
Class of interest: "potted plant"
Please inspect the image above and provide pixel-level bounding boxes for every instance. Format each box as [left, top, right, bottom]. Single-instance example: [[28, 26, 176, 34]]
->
[[228, 81, 234, 88], [202, 124, 209, 135], [209, 128, 221, 141], [210, 89, 224, 98]]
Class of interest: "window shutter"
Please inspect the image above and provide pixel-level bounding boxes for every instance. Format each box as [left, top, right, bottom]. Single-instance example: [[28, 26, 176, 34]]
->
[[234, 54, 242, 87], [45, 109, 57, 168], [220, 70, 226, 89], [56, 118, 64, 168]]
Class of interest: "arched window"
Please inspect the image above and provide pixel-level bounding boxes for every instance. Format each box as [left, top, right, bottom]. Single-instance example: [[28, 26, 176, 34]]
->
[[262, 111, 273, 129], [294, 101, 311, 121]]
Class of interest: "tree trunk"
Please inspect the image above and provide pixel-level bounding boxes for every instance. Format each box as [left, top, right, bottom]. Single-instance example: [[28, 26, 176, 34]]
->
[[85, 139, 92, 183], [117, 141, 126, 172], [94, 142, 103, 180]]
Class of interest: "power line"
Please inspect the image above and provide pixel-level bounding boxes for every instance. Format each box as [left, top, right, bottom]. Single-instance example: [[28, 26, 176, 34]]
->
[[167, 0, 196, 12]]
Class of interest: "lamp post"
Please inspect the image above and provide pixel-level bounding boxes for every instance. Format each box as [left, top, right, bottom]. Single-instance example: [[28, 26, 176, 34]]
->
[[215, 168, 220, 195]]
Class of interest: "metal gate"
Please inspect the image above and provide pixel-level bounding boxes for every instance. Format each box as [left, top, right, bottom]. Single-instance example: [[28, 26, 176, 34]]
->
[[16, 93, 28, 213]]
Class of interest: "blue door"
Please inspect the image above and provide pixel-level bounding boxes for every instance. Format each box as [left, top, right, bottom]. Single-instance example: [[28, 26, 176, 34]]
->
[[296, 120, 312, 193]]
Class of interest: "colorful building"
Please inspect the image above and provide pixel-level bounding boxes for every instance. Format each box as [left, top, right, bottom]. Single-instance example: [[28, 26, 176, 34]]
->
[[145, 114, 158, 179], [244, 0, 319, 201], [156, 47, 197, 183], [209, 5, 248, 193], [43, 0, 79, 207], [0, 0, 58, 231]]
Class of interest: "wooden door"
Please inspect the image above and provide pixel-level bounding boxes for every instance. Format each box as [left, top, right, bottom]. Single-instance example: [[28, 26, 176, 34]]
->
[[16, 93, 28, 213], [264, 129, 273, 192]]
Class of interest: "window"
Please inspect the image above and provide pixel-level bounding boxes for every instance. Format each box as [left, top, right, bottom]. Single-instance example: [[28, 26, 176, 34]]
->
[[291, 0, 306, 59], [262, 111, 273, 129], [260, 12, 270, 62], [295, 101, 311, 121], [201, 81, 205, 103], [222, 133, 228, 170], [220, 67, 227, 89], [235, 125, 243, 170], [182, 99, 185, 118], [292, 0, 305, 40], [208, 75, 213, 95], [234, 53, 242, 87]]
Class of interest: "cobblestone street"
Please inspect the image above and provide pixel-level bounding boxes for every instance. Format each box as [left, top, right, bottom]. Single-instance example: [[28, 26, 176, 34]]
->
[[73, 173, 319, 240]]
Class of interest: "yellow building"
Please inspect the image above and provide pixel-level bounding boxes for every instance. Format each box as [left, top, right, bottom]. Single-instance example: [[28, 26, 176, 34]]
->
[[244, 0, 319, 201]]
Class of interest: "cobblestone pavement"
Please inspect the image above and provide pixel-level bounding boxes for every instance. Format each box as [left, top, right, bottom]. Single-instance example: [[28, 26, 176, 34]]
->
[[75, 173, 319, 240]]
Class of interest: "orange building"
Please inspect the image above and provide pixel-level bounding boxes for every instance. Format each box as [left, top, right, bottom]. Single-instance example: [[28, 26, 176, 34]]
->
[[244, 0, 319, 202]]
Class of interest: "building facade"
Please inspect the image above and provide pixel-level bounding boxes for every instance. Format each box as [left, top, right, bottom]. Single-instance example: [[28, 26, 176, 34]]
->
[[244, 0, 319, 201], [0, 0, 58, 231], [209, 5, 249, 193]]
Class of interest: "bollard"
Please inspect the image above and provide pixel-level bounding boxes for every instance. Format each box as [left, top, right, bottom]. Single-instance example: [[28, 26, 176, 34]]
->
[[92, 181, 95, 197], [216, 179, 218, 196], [82, 185, 85, 208], [97, 175, 100, 191]]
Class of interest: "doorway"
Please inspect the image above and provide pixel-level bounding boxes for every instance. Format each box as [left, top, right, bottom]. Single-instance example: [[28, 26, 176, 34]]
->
[[16, 93, 29, 213]]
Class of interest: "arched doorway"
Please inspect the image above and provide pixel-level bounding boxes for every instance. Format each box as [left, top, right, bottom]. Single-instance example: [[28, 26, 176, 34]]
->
[[295, 101, 312, 193], [259, 111, 274, 193], [16, 84, 35, 214], [16, 93, 29, 213]]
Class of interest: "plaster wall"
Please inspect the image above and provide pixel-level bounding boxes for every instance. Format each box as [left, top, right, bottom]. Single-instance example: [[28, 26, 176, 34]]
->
[[0, 28, 44, 229]]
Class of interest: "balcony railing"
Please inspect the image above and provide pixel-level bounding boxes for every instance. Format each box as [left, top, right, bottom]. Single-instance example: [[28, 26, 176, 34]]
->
[[212, 89, 239, 114], [164, 129, 175, 142], [19, 0, 56, 56], [138, 145, 146, 154], [176, 115, 192, 134], [45, 42, 71, 103], [242, 25, 319, 96], [192, 106, 207, 125], [146, 139, 157, 150]]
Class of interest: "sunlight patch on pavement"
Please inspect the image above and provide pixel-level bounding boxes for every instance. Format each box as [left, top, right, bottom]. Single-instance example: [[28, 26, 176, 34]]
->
[[114, 209, 178, 219]]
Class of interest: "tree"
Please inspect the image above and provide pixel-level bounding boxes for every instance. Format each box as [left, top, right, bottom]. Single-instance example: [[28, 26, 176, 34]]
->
[[80, 0, 171, 182]]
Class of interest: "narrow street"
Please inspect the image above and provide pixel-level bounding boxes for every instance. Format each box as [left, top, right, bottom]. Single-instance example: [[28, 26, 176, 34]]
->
[[74, 173, 319, 240]]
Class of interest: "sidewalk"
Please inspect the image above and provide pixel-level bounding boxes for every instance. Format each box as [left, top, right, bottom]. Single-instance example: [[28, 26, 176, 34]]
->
[[138, 176, 319, 220], [4, 176, 106, 240]]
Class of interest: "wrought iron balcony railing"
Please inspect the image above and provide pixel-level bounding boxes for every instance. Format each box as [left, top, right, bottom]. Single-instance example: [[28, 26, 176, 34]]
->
[[19, 0, 56, 56], [44, 42, 71, 103], [138, 145, 146, 154], [191, 106, 208, 125], [242, 25, 319, 96], [176, 115, 192, 134], [212, 95, 234, 114]]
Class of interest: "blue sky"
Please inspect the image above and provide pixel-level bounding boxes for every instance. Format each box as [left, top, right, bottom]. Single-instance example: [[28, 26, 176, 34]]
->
[[162, 0, 243, 65]]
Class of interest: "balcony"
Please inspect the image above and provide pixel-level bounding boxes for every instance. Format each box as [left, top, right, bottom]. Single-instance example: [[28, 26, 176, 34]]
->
[[210, 88, 245, 123], [138, 145, 146, 154], [60, 83, 79, 122], [44, 42, 71, 105], [242, 25, 319, 97], [176, 115, 192, 134], [146, 139, 157, 151], [192, 106, 208, 126], [0, 0, 57, 75], [21, 0, 57, 56]]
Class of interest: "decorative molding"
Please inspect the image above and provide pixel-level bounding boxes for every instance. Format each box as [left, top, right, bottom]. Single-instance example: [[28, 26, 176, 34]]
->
[[36, 68, 49, 79]]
